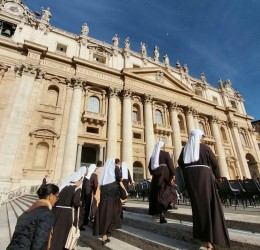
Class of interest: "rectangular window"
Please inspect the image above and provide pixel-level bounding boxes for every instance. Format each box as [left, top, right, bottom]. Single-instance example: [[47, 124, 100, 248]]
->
[[93, 54, 106, 64], [133, 132, 142, 139], [195, 89, 203, 96], [86, 127, 99, 134], [212, 96, 218, 104], [56, 43, 67, 53], [0, 20, 16, 38]]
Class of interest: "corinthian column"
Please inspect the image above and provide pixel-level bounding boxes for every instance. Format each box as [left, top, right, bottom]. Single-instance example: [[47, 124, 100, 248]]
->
[[229, 121, 251, 178], [61, 78, 84, 180], [121, 89, 133, 175], [169, 102, 182, 165], [185, 106, 195, 134], [143, 95, 154, 178], [0, 64, 42, 187], [210, 116, 230, 178], [106, 88, 118, 159]]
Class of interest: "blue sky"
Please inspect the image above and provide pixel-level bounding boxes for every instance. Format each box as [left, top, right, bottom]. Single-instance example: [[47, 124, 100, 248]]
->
[[25, 0, 260, 120]]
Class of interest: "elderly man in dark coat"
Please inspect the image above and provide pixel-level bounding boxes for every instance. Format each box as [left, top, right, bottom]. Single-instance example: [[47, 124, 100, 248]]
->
[[148, 141, 177, 223], [178, 129, 230, 249]]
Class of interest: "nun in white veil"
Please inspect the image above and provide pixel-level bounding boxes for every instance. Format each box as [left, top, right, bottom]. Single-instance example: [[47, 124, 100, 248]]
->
[[178, 129, 230, 249], [93, 158, 123, 245], [80, 164, 98, 229], [121, 162, 133, 191], [148, 140, 176, 223], [50, 170, 83, 250]]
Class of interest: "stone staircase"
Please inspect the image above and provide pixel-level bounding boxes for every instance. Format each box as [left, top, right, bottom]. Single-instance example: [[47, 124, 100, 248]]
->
[[1, 196, 260, 250]]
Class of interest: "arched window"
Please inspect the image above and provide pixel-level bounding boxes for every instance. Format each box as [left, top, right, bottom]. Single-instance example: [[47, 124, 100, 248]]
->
[[88, 96, 100, 113], [221, 127, 227, 141], [47, 85, 59, 106], [230, 100, 237, 109], [132, 104, 140, 122], [155, 109, 163, 124], [178, 115, 185, 131], [198, 122, 205, 134], [33, 142, 49, 169], [240, 132, 246, 146]]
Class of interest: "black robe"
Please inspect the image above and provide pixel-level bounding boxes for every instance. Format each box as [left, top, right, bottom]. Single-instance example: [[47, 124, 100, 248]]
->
[[148, 150, 177, 215], [50, 185, 81, 250], [178, 143, 230, 247], [80, 174, 98, 226], [93, 166, 123, 236]]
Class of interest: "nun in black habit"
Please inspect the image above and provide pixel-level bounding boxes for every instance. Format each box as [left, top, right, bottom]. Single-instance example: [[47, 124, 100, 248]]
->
[[148, 141, 177, 223], [178, 129, 230, 249]]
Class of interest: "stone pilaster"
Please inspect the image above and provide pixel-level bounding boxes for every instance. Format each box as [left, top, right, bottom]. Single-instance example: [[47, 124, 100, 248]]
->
[[106, 88, 118, 159], [143, 95, 154, 179], [169, 102, 182, 165], [121, 89, 133, 176], [61, 78, 85, 180], [228, 121, 251, 178], [210, 116, 230, 178], [0, 64, 42, 189]]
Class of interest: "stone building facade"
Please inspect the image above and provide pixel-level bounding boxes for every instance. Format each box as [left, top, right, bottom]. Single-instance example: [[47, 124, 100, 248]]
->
[[0, 0, 259, 191]]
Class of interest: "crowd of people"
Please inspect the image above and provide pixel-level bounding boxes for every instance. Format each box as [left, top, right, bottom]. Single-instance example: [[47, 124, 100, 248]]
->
[[7, 129, 232, 250]]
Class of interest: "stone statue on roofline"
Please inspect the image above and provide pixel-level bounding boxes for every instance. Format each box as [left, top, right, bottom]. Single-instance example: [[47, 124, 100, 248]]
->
[[163, 54, 169, 66], [141, 42, 147, 57], [81, 23, 89, 37], [154, 45, 159, 61], [41, 7, 51, 23], [112, 34, 119, 47], [124, 37, 130, 50]]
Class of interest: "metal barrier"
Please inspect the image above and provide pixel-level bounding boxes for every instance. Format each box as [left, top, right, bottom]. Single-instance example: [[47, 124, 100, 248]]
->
[[0, 185, 40, 206]]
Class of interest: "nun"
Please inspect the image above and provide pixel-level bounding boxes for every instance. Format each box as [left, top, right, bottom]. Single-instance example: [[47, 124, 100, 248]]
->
[[177, 129, 230, 249], [148, 141, 177, 223], [80, 163, 98, 230], [93, 158, 124, 245], [121, 162, 134, 192], [50, 168, 84, 250]]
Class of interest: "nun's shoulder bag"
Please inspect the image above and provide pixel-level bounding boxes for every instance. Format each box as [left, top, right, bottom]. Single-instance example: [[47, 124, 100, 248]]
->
[[65, 208, 80, 250]]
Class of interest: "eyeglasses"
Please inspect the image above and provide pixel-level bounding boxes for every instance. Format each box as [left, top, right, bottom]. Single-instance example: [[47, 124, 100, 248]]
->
[[53, 194, 59, 200]]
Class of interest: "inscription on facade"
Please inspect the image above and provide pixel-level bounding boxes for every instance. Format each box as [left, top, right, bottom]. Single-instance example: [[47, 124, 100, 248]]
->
[[40, 60, 75, 73], [28, 51, 41, 60], [76, 67, 123, 84], [125, 78, 189, 102]]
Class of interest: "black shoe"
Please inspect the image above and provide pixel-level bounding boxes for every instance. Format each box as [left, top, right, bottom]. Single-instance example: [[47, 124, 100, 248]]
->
[[79, 226, 85, 231], [160, 218, 167, 224]]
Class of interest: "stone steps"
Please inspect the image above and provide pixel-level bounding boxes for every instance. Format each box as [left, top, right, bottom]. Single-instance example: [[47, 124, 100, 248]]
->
[[1, 196, 260, 250]]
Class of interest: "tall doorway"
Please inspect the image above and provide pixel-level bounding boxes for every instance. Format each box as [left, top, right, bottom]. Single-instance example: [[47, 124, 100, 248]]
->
[[133, 161, 144, 182], [81, 145, 97, 167]]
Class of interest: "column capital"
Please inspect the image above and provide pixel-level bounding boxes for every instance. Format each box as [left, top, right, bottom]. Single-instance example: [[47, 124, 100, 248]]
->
[[121, 88, 133, 99], [142, 94, 153, 104], [228, 120, 238, 128], [0, 63, 9, 77], [66, 77, 86, 89], [168, 102, 179, 111], [184, 105, 193, 115], [107, 87, 118, 98], [210, 115, 219, 124], [14, 63, 43, 79]]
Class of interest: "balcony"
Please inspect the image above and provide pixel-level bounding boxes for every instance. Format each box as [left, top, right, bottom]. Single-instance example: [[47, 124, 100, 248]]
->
[[154, 123, 172, 136], [82, 111, 106, 126]]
